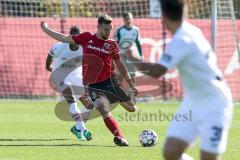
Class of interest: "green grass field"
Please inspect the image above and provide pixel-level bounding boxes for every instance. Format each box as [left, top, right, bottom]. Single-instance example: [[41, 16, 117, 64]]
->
[[0, 100, 239, 160]]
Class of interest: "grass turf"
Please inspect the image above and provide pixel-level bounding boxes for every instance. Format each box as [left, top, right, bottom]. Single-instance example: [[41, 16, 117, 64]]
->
[[0, 100, 239, 160]]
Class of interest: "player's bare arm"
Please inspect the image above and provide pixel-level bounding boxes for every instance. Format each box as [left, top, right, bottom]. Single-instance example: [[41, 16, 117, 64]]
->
[[114, 58, 138, 95], [40, 21, 75, 43], [137, 62, 167, 78], [126, 51, 168, 78], [45, 54, 53, 72]]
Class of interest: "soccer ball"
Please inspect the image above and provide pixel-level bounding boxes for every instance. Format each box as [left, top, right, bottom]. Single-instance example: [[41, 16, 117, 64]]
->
[[139, 129, 158, 147]]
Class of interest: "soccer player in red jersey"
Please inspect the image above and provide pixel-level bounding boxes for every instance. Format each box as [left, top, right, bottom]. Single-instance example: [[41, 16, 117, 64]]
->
[[41, 14, 138, 146]]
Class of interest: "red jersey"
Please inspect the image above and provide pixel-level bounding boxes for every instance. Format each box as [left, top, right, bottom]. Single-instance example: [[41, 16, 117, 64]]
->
[[72, 32, 120, 84]]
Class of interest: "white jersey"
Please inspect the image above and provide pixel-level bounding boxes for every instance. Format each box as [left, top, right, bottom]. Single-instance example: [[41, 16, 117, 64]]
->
[[158, 22, 232, 106], [114, 25, 142, 56], [49, 42, 83, 86]]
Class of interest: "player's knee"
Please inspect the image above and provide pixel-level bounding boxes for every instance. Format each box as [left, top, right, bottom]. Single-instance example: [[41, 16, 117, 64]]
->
[[94, 97, 110, 115], [63, 88, 75, 103], [64, 96, 75, 103], [102, 112, 111, 119], [93, 97, 108, 108], [64, 94, 75, 103]]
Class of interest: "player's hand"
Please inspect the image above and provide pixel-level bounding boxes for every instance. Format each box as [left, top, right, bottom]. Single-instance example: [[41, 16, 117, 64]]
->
[[129, 86, 138, 96], [40, 21, 48, 31]]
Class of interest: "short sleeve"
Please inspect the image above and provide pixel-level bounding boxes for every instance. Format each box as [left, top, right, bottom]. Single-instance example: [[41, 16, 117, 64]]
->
[[49, 43, 60, 58], [136, 28, 141, 42], [113, 29, 118, 41], [72, 32, 92, 45], [113, 28, 120, 43], [158, 38, 190, 69], [111, 41, 120, 60]]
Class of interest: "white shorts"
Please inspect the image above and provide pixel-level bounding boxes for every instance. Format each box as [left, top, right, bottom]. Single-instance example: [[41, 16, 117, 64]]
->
[[50, 71, 85, 99], [167, 97, 233, 154], [64, 73, 85, 99]]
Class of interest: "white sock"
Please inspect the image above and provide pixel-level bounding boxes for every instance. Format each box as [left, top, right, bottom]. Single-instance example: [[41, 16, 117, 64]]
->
[[178, 153, 194, 160], [69, 102, 80, 114], [75, 121, 87, 132], [69, 102, 87, 132]]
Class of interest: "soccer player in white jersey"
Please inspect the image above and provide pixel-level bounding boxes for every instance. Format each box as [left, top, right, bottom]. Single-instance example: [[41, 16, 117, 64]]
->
[[126, 0, 233, 159], [45, 26, 92, 141], [114, 12, 143, 83]]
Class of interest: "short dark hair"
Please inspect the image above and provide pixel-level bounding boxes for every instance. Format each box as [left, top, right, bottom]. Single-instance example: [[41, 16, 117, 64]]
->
[[98, 14, 112, 25], [69, 26, 80, 35], [122, 12, 133, 18], [159, 0, 185, 21]]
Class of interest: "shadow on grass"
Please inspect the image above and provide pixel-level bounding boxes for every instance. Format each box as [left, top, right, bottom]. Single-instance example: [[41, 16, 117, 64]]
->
[[0, 138, 143, 147], [0, 144, 143, 148], [0, 138, 70, 142], [0, 144, 100, 147]]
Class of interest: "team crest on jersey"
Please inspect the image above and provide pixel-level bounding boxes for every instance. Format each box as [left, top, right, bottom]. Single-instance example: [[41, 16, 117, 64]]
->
[[103, 43, 111, 50], [88, 40, 93, 43]]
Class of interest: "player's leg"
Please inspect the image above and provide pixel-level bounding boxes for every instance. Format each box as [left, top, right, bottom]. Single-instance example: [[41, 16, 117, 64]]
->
[[111, 78, 137, 112], [110, 74, 137, 112], [79, 93, 94, 110], [163, 137, 189, 160], [95, 96, 128, 146], [62, 87, 92, 141], [200, 150, 221, 160], [88, 88, 128, 146], [163, 106, 198, 160], [128, 64, 136, 84], [78, 93, 94, 122]]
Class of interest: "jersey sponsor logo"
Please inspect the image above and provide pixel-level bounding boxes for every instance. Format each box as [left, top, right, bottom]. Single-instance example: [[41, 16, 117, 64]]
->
[[103, 43, 111, 50], [119, 40, 132, 50], [87, 45, 110, 54], [60, 63, 76, 68]]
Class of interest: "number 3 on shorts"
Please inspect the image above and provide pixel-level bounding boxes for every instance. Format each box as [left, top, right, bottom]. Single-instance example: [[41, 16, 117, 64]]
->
[[210, 126, 223, 142]]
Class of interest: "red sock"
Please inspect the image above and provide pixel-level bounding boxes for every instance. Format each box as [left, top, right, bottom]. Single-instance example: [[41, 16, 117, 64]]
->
[[103, 116, 124, 138]]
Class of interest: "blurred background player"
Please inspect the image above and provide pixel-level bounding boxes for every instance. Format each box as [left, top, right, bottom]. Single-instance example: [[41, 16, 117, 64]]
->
[[41, 14, 138, 146], [114, 12, 143, 84], [45, 26, 92, 141], [126, 0, 233, 159]]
